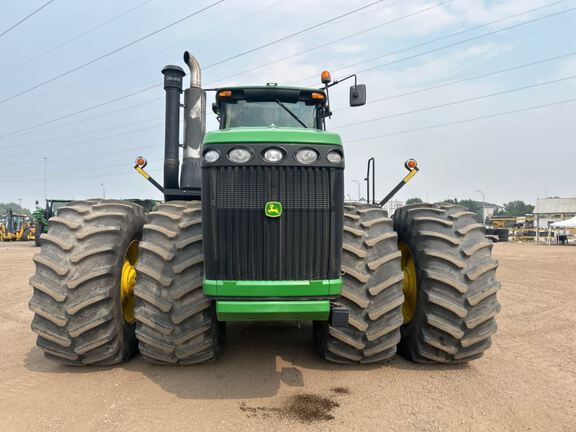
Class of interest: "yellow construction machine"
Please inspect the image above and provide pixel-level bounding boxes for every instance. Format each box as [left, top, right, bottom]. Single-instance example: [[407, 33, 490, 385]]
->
[[0, 209, 35, 241]]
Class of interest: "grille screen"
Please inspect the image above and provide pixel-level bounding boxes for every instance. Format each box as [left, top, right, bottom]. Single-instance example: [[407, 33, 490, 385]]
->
[[203, 165, 343, 281]]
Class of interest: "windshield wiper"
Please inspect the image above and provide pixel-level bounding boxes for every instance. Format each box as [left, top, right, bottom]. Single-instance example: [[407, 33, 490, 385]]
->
[[275, 99, 308, 128]]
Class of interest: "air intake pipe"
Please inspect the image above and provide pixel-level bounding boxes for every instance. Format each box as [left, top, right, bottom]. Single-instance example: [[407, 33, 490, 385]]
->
[[161, 65, 185, 190], [180, 51, 205, 192]]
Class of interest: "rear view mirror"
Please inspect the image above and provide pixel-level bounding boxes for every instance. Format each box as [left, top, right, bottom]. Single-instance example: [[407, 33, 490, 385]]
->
[[350, 84, 366, 107]]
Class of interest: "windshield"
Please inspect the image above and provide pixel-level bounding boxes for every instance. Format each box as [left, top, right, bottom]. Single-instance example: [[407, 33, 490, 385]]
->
[[223, 100, 317, 129]]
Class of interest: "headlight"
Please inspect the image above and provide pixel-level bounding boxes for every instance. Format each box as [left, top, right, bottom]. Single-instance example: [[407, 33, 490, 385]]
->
[[263, 148, 284, 163], [203, 150, 220, 163], [228, 148, 252, 163], [295, 148, 318, 165], [326, 150, 343, 164]]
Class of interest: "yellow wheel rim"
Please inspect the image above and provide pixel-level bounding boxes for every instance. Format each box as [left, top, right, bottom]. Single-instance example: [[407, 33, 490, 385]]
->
[[120, 240, 139, 324], [399, 242, 417, 324]]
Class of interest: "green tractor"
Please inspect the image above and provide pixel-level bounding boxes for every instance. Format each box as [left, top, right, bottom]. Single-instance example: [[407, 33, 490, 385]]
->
[[29, 52, 500, 365], [33, 200, 72, 247], [33, 199, 159, 247]]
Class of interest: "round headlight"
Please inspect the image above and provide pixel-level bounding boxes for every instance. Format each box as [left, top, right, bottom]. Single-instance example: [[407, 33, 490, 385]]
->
[[203, 150, 220, 163], [326, 150, 343, 164], [295, 148, 318, 165], [263, 148, 284, 163], [228, 148, 252, 163]]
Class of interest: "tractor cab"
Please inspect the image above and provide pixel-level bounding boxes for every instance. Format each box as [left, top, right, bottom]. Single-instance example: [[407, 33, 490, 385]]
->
[[213, 85, 328, 130], [0, 210, 34, 241]]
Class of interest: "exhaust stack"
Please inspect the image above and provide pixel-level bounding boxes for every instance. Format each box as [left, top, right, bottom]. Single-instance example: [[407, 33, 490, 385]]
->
[[161, 65, 185, 190], [180, 51, 205, 192]]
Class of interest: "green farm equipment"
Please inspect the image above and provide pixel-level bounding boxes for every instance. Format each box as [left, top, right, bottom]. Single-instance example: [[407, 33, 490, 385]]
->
[[33, 199, 159, 247], [29, 52, 500, 365], [33, 200, 71, 246]]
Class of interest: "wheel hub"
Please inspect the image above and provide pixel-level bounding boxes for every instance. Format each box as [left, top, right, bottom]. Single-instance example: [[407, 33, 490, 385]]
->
[[120, 240, 139, 324], [399, 242, 417, 324]]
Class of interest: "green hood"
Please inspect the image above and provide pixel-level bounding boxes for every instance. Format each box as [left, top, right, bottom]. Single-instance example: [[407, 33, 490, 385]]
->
[[204, 127, 342, 146]]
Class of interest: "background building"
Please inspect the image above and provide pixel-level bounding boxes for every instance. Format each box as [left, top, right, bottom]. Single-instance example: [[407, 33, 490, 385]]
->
[[533, 197, 576, 229]]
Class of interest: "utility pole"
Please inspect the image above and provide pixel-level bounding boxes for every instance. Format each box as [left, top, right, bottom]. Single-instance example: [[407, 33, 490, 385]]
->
[[475, 190, 486, 225], [18, 198, 22, 208], [43, 157, 47, 200], [100, 183, 106, 199]]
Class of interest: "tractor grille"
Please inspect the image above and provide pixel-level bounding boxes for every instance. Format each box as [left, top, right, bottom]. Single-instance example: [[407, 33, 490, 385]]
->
[[202, 165, 343, 281]]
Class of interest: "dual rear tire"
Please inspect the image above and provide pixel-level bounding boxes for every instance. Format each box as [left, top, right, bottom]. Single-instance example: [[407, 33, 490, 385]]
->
[[393, 203, 500, 362], [314, 202, 500, 364], [133, 201, 221, 364], [29, 200, 144, 365]]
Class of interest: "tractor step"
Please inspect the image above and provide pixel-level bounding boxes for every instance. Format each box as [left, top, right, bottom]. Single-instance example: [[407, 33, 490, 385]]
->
[[216, 300, 331, 321]]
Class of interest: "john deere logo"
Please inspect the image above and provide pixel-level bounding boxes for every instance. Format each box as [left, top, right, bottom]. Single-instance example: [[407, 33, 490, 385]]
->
[[265, 201, 282, 218]]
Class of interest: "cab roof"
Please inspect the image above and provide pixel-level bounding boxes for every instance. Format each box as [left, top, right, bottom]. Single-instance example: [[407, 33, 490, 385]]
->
[[215, 85, 326, 104]]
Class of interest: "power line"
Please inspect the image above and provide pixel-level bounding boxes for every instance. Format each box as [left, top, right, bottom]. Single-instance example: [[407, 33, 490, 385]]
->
[[356, 6, 576, 76], [347, 97, 576, 143], [0, 167, 162, 183], [7, 50, 573, 150], [0, 115, 162, 154], [0, 86, 160, 139], [0, 158, 162, 180], [204, 0, 447, 86], [0, 0, 55, 39], [0, 0, 379, 108], [1, 1, 571, 141], [4, 66, 576, 161], [0, 0, 223, 105], [68, 0, 382, 94], [202, 0, 388, 69], [3, 123, 163, 157], [293, 0, 571, 85], [1, 0, 289, 111], [4, 96, 574, 182], [4, 143, 160, 166], [0, 0, 154, 78], [0, 0, 388, 137], [333, 74, 576, 129], [333, 52, 576, 111]]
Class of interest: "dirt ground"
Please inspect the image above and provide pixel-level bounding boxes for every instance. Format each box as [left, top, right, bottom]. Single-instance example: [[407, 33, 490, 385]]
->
[[0, 242, 574, 432]]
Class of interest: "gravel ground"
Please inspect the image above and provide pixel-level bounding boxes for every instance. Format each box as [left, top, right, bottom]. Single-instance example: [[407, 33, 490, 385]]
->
[[0, 242, 574, 431]]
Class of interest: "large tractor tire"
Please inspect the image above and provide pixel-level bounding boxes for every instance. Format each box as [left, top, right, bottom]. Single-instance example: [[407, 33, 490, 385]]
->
[[393, 203, 501, 363], [315, 203, 404, 364], [29, 199, 145, 365], [134, 201, 221, 365]]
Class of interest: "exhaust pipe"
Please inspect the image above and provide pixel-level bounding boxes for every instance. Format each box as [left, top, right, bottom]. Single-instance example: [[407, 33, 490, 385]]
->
[[180, 51, 205, 192], [161, 65, 185, 190]]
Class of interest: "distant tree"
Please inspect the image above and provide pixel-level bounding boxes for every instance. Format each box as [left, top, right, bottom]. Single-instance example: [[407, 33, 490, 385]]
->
[[456, 199, 484, 222], [501, 201, 535, 217], [405, 197, 423, 205], [0, 202, 31, 216]]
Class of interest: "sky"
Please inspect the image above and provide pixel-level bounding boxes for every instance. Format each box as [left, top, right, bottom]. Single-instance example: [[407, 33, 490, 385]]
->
[[0, 0, 575, 210]]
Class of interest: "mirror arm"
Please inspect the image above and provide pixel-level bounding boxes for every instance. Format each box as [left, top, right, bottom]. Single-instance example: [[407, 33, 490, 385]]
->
[[326, 73, 357, 89]]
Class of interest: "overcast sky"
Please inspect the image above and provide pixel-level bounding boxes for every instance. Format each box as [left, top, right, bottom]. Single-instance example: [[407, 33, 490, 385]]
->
[[0, 0, 574, 210]]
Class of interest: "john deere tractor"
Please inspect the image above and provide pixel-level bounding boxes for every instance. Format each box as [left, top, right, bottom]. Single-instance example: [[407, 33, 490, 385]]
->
[[29, 52, 500, 365]]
